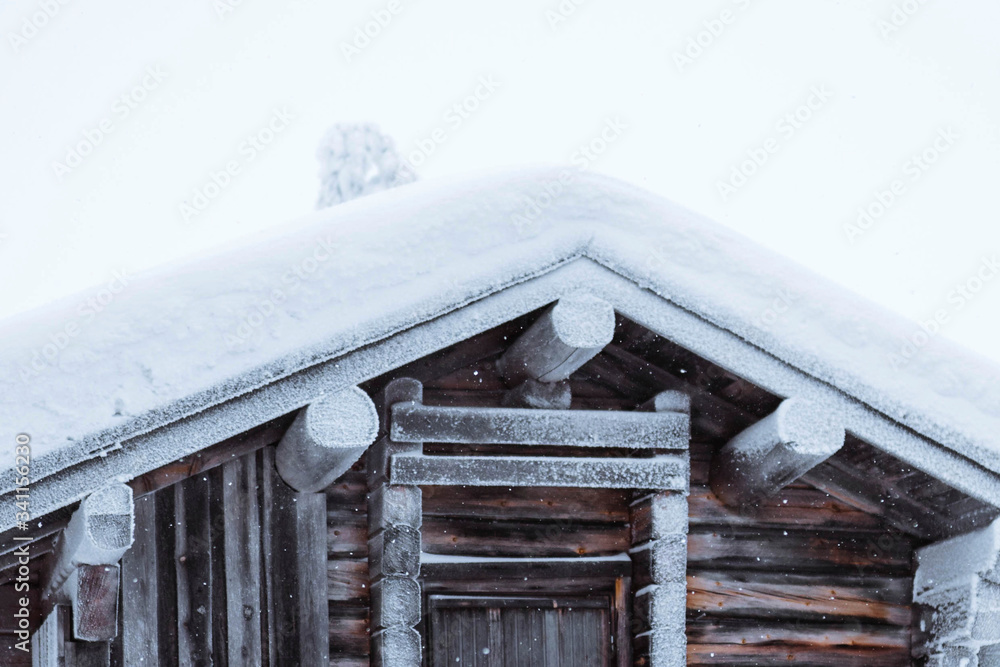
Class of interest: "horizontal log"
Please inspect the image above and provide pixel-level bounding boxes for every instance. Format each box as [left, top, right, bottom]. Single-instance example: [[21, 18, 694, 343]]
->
[[687, 643, 911, 667], [328, 559, 369, 602], [687, 527, 913, 574], [422, 388, 638, 412], [710, 397, 844, 507], [328, 511, 368, 557], [329, 613, 370, 658], [390, 453, 688, 490], [686, 617, 910, 649], [687, 571, 912, 625], [496, 293, 616, 384], [687, 485, 885, 531], [421, 485, 629, 523], [391, 403, 689, 449], [325, 472, 368, 507], [420, 556, 631, 593], [422, 517, 630, 558]]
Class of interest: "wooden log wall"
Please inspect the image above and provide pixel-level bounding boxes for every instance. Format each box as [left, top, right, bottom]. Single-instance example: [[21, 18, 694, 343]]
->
[[358, 315, 922, 667], [326, 468, 372, 667], [686, 440, 915, 666]]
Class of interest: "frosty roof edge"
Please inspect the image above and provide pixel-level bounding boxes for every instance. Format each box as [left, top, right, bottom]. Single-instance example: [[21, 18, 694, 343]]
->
[[1, 167, 997, 509]]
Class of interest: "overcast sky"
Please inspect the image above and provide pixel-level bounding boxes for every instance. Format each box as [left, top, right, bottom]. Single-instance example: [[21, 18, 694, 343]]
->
[[1, 0, 998, 363]]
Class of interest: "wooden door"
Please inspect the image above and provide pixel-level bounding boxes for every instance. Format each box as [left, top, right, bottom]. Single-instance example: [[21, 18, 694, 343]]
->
[[427, 596, 612, 667]]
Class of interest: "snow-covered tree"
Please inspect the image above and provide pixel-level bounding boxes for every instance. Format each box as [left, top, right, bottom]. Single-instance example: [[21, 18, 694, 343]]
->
[[315, 123, 415, 208]]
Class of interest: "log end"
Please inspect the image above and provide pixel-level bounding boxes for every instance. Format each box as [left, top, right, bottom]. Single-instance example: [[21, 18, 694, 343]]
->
[[551, 292, 616, 349], [776, 397, 845, 457]]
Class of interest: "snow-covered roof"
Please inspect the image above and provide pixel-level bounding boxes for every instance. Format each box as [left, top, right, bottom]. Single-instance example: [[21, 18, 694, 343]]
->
[[2, 167, 999, 524]]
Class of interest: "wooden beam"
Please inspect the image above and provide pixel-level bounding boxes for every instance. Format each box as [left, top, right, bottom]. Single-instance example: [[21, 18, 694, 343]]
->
[[710, 398, 844, 507], [42, 484, 133, 643], [390, 452, 689, 490], [276, 386, 379, 493], [496, 292, 616, 384], [501, 379, 572, 410], [390, 403, 689, 449]]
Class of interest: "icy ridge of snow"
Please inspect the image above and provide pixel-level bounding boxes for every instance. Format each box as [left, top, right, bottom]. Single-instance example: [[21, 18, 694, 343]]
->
[[0, 166, 997, 483]]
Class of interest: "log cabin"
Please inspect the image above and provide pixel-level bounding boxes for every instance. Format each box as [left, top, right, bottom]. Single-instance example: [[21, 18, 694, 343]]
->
[[1, 167, 999, 666]]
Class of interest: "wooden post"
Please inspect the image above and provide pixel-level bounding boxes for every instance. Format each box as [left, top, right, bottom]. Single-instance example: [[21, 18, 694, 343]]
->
[[368, 378, 424, 667], [276, 385, 379, 493], [42, 483, 134, 643], [496, 292, 616, 384], [628, 392, 690, 667], [710, 397, 845, 507]]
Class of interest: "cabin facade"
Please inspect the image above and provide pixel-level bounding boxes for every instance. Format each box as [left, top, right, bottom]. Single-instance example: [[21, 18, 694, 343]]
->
[[1, 169, 999, 666]]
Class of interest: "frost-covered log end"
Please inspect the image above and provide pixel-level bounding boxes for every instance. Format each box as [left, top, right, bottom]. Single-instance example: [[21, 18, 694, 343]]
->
[[497, 292, 616, 384], [277, 386, 379, 492], [710, 397, 845, 507]]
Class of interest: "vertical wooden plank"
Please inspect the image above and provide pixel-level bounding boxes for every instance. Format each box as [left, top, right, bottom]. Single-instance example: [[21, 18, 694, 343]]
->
[[543, 609, 560, 667], [613, 577, 631, 667], [119, 494, 158, 664], [222, 456, 263, 667], [209, 467, 229, 667], [175, 475, 214, 667], [297, 491, 330, 665], [30, 604, 61, 667], [487, 607, 503, 667], [262, 447, 300, 665], [154, 489, 179, 666], [258, 449, 278, 667]]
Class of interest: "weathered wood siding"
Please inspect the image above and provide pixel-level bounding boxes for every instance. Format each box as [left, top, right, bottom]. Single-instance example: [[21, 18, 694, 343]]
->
[[110, 446, 328, 667]]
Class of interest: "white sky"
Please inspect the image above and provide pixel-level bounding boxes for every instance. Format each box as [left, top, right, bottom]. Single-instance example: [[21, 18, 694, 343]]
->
[[1, 0, 998, 362]]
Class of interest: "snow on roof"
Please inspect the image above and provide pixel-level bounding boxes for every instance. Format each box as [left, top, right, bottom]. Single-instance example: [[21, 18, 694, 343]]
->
[[1, 166, 998, 490]]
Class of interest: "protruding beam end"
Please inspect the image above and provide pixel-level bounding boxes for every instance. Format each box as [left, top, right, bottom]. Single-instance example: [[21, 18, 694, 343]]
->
[[276, 386, 380, 493], [710, 397, 844, 507], [497, 292, 615, 384]]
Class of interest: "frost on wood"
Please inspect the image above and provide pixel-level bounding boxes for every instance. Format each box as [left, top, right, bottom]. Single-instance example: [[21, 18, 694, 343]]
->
[[914, 519, 1000, 664], [276, 386, 379, 493], [315, 123, 415, 208], [641, 390, 691, 414], [42, 483, 133, 642], [390, 403, 688, 449], [390, 453, 689, 490], [371, 627, 421, 667], [44, 483, 134, 602], [496, 292, 616, 384], [367, 379, 424, 666], [630, 490, 688, 666], [372, 577, 422, 629], [710, 397, 845, 507]]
